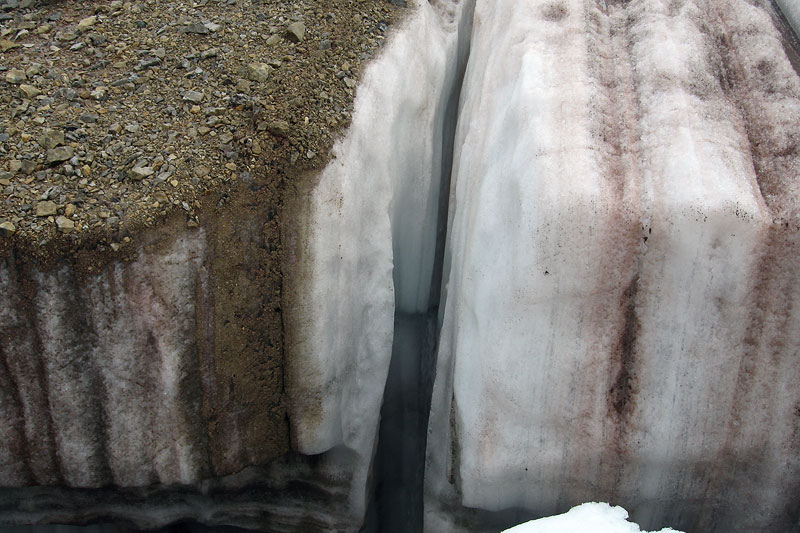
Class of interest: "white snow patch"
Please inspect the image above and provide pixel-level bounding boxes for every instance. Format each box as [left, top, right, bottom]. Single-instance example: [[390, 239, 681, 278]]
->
[[503, 503, 682, 533]]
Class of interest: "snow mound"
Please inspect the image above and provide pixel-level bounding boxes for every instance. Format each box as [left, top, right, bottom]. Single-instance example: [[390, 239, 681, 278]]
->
[[503, 503, 682, 533]]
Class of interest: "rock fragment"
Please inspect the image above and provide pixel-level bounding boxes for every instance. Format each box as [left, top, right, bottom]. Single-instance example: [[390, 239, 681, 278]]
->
[[180, 22, 209, 34], [38, 129, 64, 149], [35, 201, 57, 217], [0, 40, 20, 52], [0, 221, 15, 236], [19, 84, 41, 98], [183, 90, 204, 103], [46, 146, 74, 164], [5, 69, 25, 84], [55, 215, 75, 232], [246, 62, 271, 82], [77, 16, 97, 33], [128, 166, 154, 180], [266, 120, 291, 137], [286, 21, 305, 42]]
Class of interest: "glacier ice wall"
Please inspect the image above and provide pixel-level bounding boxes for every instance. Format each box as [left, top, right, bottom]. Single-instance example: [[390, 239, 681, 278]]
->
[[0, 231, 212, 488], [0, 195, 331, 530], [1, 0, 800, 531], [426, 0, 800, 531]]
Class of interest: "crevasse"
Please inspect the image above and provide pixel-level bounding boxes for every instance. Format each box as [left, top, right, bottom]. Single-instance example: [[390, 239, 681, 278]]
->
[[284, 0, 475, 528]]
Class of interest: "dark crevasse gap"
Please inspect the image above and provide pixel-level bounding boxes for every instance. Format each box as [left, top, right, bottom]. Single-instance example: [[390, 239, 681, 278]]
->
[[364, 2, 475, 532], [364, 313, 436, 533]]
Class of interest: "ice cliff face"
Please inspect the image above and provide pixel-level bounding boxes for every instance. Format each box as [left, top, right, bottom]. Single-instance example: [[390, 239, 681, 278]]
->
[[2, 0, 800, 531], [427, 0, 800, 531]]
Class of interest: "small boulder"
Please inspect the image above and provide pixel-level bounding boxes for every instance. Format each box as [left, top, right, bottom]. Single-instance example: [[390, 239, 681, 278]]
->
[[39, 128, 64, 149], [19, 84, 41, 98], [128, 166, 154, 181], [5, 69, 25, 84], [246, 62, 271, 83], [46, 146, 74, 164], [266, 120, 291, 138], [286, 21, 305, 42], [55, 216, 75, 232], [35, 201, 58, 217], [77, 15, 97, 33], [183, 90, 204, 103], [0, 221, 15, 236]]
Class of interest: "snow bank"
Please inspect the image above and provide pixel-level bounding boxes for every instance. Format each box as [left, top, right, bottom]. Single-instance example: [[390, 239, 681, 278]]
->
[[503, 503, 681, 533]]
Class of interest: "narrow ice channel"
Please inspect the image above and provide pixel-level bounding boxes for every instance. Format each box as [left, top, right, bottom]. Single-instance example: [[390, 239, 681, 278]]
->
[[283, 0, 475, 529]]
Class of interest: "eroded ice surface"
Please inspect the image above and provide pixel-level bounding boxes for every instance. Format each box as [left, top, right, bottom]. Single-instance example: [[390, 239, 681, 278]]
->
[[0, 233, 209, 488], [426, 0, 800, 530], [503, 503, 681, 533]]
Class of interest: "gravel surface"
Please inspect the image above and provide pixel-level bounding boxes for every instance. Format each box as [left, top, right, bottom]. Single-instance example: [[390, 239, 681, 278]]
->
[[0, 0, 403, 260]]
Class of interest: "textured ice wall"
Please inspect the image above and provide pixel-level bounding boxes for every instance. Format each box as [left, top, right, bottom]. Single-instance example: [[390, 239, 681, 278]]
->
[[426, 0, 800, 531], [0, 233, 210, 488], [0, 194, 306, 529], [284, 0, 472, 522]]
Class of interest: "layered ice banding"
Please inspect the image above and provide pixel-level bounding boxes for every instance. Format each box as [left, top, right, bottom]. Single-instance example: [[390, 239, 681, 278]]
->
[[2, 0, 800, 531], [426, 0, 800, 530]]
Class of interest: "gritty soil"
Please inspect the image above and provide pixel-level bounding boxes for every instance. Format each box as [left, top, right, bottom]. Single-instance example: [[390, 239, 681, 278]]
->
[[0, 0, 405, 267]]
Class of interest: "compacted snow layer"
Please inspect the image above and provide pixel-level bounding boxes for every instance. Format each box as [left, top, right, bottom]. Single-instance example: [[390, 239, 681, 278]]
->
[[426, 0, 800, 531], [503, 503, 681, 533]]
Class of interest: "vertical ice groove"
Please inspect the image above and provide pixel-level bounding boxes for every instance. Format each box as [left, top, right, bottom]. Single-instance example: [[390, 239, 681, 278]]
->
[[700, 0, 800, 528], [0, 230, 211, 491], [34, 267, 108, 487], [612, 1, 769, 528], [428, 0, 645, 521], [126, 234, 207, 486], [86, 232, 208, 487], [0, 259, 60, 486], [0, 263, 33, 486]]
